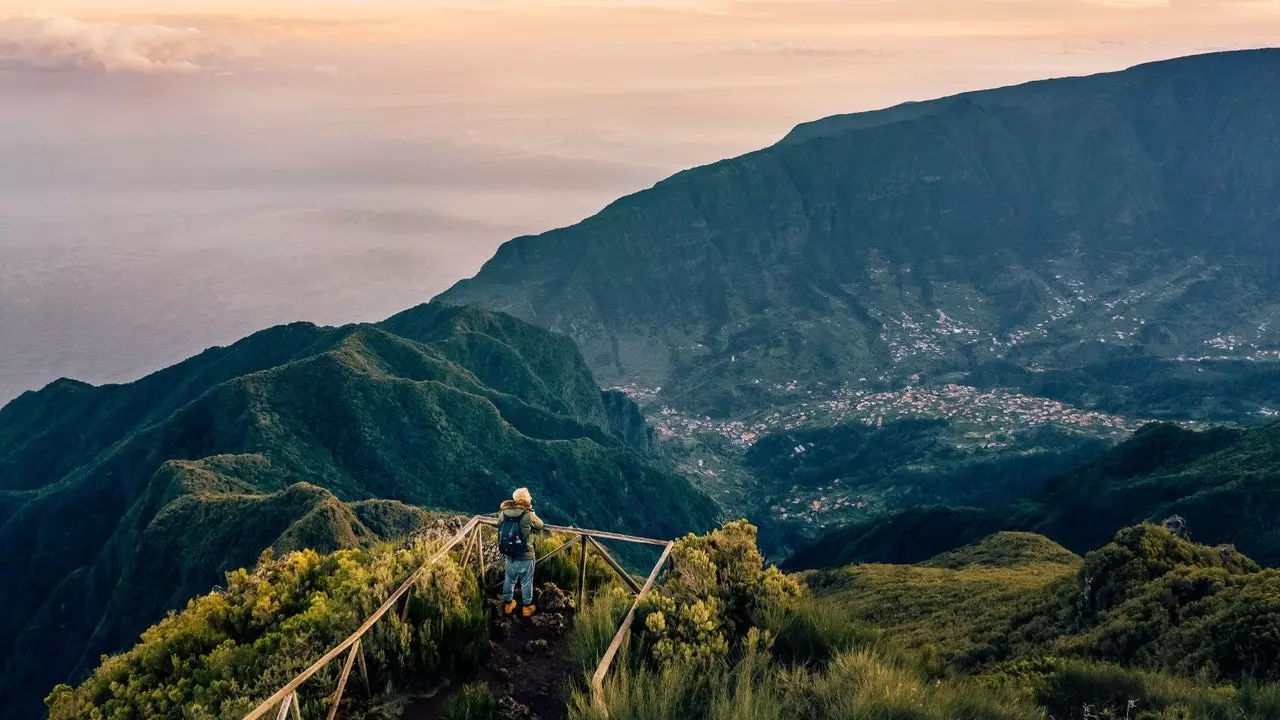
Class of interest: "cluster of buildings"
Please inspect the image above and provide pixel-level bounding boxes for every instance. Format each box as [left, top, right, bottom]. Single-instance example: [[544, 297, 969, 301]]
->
[[774, 488, 871, 526], [838, 384, 1143, 440], [880, 310, 980, 363], [610, 380, 1145, 452]]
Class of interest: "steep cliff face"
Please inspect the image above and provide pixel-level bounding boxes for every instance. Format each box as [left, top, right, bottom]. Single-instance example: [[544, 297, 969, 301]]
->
[[0, 305, 714, 716], [601, 390, 656, 455], [439, 50, 1280, 417]]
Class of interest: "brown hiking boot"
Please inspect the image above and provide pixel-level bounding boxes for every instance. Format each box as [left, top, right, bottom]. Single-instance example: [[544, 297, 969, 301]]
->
[[503, 600, 518, 616], [522, 604, 537, 618]]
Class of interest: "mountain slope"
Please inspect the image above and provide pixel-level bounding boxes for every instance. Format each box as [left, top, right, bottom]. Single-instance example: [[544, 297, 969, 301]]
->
[[807, 524, 1280, 687], [786, 421, 1280, 570], [438, 49, 1280, 418], [0, 305, 716, 717]]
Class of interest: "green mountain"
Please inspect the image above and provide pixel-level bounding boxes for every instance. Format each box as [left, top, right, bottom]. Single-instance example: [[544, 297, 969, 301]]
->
[[438, 49, 1280, 420], [0, 304, 715, 717], [786, 421, 1280, 571], [808, 523, 1280, 690]]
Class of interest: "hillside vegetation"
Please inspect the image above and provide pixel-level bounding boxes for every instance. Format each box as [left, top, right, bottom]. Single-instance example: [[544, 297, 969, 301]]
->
[[742, 418, 1108, 555], [46, 530, 488, 720], [811, 525, 1280, 687], [51, 519, 1280, 720], [577, 523, 1280, 720], [0, 304, 715, 717], [786, 421, 1280, 570]]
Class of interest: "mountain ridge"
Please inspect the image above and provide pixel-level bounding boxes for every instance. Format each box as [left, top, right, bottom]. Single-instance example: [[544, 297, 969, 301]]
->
[[438, 48, 1280, 419], [0, 304, 715, 717]]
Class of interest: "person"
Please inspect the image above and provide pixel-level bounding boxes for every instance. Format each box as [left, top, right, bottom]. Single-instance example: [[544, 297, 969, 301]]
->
[[498, 487, 544, 617]]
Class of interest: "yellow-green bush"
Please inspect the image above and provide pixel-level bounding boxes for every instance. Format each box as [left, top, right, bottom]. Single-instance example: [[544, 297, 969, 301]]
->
[[46, 539, 486, 720], [638, 521, 801, 669]]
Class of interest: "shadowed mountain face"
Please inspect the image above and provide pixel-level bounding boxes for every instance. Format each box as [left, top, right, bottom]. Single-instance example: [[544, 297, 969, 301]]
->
[[0, 305, 715, 717], [438, 50, 1280, 417]]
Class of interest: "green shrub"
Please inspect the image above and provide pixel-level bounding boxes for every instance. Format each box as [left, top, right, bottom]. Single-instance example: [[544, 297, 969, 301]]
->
[[574, 646, 1042, 720], [571, 522, 1040, 720], [639, 521, 802, 668], [982, 658, 1280, 720], [570, 589, 635, 675], [1077, 524, 1260, 618], [441, 683, 501, 720], [46, 538, 487, 720], [764, 597, 881, 667]]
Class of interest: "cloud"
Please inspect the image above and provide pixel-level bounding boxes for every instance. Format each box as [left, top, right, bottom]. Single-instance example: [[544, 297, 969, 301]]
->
[[0, 11, 244, 73]]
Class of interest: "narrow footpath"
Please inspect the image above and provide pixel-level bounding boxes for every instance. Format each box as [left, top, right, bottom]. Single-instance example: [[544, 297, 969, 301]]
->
[[404, 583, 578, 720]]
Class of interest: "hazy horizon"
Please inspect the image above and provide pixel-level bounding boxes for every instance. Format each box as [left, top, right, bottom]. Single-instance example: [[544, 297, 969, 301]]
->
[[3, 1, 1279, 405]]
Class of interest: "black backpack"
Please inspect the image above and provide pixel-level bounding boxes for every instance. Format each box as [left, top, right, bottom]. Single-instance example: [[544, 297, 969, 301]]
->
[[498, 512, 527, 557]]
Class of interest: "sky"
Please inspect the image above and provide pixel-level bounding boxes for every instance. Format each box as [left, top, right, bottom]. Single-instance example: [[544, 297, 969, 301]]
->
[[1, 1, 1278, 404]]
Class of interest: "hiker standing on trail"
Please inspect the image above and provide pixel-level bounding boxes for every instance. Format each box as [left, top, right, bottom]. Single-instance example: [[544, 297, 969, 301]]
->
[[499, 487, 544, 617]]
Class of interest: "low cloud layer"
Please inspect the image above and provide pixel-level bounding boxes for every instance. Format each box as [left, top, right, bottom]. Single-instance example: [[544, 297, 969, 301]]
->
[[0, 11, 239, 73]]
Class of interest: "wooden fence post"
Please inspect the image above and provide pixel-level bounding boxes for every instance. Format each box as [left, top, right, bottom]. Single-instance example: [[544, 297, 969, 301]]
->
[[590, 541, 674, 714], [325, 640, 362, 720], [578, 534, 589, 610], [585, 536, 642, 594], [356, 638, 371, 697], [274, 693, 292, 720]]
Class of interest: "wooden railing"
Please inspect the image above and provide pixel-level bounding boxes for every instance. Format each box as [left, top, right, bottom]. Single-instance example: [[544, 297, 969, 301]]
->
[[241, 514, 673, 720]]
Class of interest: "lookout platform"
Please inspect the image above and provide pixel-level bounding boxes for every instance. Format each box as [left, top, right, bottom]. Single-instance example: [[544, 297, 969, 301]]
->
[[241, 515, 673, 720]]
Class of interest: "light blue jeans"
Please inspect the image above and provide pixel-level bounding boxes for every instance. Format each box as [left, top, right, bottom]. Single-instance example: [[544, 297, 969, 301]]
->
[[503, 557, 535, 605]]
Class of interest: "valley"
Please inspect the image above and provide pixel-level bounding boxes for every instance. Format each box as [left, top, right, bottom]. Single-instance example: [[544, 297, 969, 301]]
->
[[614, 380, 1181, 547]]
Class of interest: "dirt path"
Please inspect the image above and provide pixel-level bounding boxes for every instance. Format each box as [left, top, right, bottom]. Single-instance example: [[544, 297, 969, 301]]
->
[[403, 583, 578, 720]]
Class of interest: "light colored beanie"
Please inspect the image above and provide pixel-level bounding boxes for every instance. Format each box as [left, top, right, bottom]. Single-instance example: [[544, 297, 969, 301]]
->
[[513, 487, 532, 504]]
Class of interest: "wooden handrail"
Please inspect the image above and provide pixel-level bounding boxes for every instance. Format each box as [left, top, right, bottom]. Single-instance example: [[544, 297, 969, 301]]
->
[[242, 516, 480, 720], [585, 536, 643, 595], [476, 515, 670, 547], [243, 514, 672, 720], [591, 541, 674, 698]]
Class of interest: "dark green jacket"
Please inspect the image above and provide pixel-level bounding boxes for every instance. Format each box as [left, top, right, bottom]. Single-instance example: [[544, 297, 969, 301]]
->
[[499, 499, 544, 560]]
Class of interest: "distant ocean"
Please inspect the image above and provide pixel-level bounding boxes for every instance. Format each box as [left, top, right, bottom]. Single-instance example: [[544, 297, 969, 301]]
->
[[0, 72, 669, 405]]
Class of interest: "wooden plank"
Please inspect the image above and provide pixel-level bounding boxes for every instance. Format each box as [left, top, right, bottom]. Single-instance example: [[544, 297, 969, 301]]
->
[[458, 528, 474, 572], [473, 525, 484, 580], [533, 536, 577, 567], [586, 536, 642, 595], [275, 694, 293, 720], [476, 516, 669, 547], [577, 535, 588, 610], [289, 691, 303, 720], [357, 642, 371, 696], [241, 516, 480, 720], [325, 640, 361, 720], [458, 530, 470, 568], [400, 589, 413, 622], [590, 541, 673, 697]]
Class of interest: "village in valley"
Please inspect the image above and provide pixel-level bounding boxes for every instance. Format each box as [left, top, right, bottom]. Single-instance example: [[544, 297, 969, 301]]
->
[[610, 378, 1186, 534], [614, 380, 1148, 452], [608, 292, 1271, 535]]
